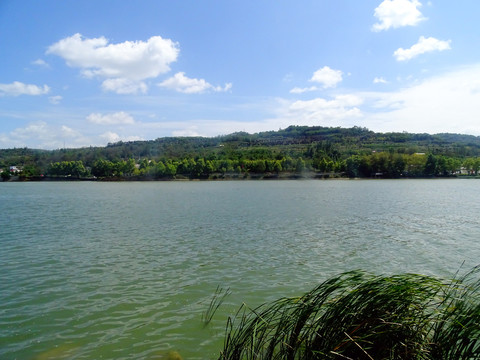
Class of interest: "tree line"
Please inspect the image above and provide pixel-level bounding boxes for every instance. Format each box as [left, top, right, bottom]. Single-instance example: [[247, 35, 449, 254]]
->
[[39, 152, 480, 180]]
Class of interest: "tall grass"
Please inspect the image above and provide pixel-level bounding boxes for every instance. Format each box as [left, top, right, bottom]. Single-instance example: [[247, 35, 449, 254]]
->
[[218, 268, 480, 360], [202, 285, 231, 327]]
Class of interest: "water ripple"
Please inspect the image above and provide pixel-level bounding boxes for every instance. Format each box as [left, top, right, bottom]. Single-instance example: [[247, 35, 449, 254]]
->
[[1, 180, 480, 359]]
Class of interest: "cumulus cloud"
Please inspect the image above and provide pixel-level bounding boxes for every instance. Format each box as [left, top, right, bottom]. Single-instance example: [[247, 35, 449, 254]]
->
[[250, 64, 480, 134], [10, 121, 49, 141], [87, 111, 136, 125], [372, 0, 426, 32], [4, 121, 79, 149], [287, 94, 363, 124], [100, 131, 142, 144], [0, 81, 50, 96], [158, 72, 232, 94], [0, 119, 147, 149], [101, 78, 148, 94], [394, 36, 451, 61], [310, 66, 343, 88], [100, 131, 122, 143], [359, 64, 480, 134], [290, 86, 318, 94], [265, 64, 480, 136], [47, 33, 179, 94]]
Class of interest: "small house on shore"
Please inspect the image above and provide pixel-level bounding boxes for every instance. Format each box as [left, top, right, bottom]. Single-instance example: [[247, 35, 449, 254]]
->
[[9, 166, 22, 173]]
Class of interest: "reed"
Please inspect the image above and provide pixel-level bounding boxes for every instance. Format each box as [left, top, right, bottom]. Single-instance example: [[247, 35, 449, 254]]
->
[[218, 268, 480, 360], [202, 285, 231, 327]]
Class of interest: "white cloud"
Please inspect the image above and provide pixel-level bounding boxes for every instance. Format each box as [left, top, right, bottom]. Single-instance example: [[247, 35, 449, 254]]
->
[[100, 131, 121, 143], [61, 125, 81, 138], [87, 111, 136, 125], [47, 33, 179, 94], [10, 121, 49, 141], [32, 59, 49, 68], [373, 77, 388, 84], [49, 95, 63, 104], [290, 86, 318, 94], [358, 64, 480, 134], [372, 0, 426, 32], [264, 64, 480, 136], [0, 119, 146, 149], [4, 121, 80, 149], [172, 126, 203, 137], [310, 66, 343, 88], [394, 36, 451, 61], [100, 131, 142, 144], [101, 78, 148, 94], [285, 94, 363, 125], [158, 72, 232, 94], [0, 81, 50, 96]]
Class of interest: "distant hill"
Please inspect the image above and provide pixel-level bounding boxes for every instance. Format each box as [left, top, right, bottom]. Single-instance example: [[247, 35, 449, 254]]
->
[[99, 125, 480, 159], [2, 125, 480, 179]]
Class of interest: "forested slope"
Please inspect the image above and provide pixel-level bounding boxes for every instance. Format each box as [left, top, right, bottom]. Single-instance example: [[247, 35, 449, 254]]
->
[[2, 125, 480, 180]]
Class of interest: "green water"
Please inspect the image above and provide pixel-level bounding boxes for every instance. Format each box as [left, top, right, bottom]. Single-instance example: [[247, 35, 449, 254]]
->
[[1, 180, 479, 359]]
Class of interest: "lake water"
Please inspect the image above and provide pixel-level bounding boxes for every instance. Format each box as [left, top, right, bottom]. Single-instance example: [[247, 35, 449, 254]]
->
[[1, 179, 479, 359]]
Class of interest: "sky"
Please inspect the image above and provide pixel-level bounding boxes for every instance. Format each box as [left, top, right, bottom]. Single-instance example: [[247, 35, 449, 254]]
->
[[1, 0, 480, 149]]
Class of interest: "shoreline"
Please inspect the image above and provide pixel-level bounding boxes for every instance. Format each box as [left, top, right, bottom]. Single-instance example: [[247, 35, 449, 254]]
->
[[2, 173, 478, 182]]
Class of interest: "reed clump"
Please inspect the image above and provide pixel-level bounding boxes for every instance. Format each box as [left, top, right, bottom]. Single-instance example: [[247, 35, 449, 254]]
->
[[218, 268, 480, 360]]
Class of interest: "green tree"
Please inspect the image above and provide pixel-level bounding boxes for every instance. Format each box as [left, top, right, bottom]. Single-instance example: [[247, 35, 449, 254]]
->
[[295, 158, 305, 173], [471, 157, 480, 175], [387, 154, 405, 178], [369, 152, 388, 175], [1, 169, 11, 181], [193, 158, 205, 178], [282, 157, 296, 172], [251, 160, 266, 173], [435, 156, 448, 176], [205, 160, 215, 176], [120, 159, 136, 176], [164, 161, 177, 177], [445, 157, 461, 175], [71, 161, 87, 177], [22, 164, 42, 177], [139, 158, 150, 170], [462, 157, 480, 175], [48, 160, 87, 178], [92, 159, 114, 177], [424, 154, 437, 176], [462, 158, 473, 175], [177, 158, 193, 175], [273, 160, 282, 174], [154, 161, 166, 177], [345, 155, 361, 178], [405, 154, 427, 177]]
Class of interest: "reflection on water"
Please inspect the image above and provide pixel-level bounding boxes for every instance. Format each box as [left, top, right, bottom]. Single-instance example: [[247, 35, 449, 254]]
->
[[1, 180, 479, 359]]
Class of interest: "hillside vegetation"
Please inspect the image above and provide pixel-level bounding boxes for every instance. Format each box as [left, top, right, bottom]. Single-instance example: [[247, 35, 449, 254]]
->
[[2, 126, 480, 180]]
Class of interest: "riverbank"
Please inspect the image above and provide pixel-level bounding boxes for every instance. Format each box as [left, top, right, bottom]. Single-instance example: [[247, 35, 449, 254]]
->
[[1, 171, 339, 182], [3, 173, 478, 182]]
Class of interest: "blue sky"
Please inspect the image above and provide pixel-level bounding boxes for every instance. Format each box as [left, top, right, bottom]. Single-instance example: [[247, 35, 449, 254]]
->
[[1, 0, 480, 149]]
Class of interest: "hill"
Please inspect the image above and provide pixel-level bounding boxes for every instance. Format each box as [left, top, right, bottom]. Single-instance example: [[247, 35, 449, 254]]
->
[[2, 125, 480, 179]]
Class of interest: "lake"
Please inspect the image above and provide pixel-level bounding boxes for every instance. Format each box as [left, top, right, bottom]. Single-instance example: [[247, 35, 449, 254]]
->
[[1, 179, 479, 359]]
